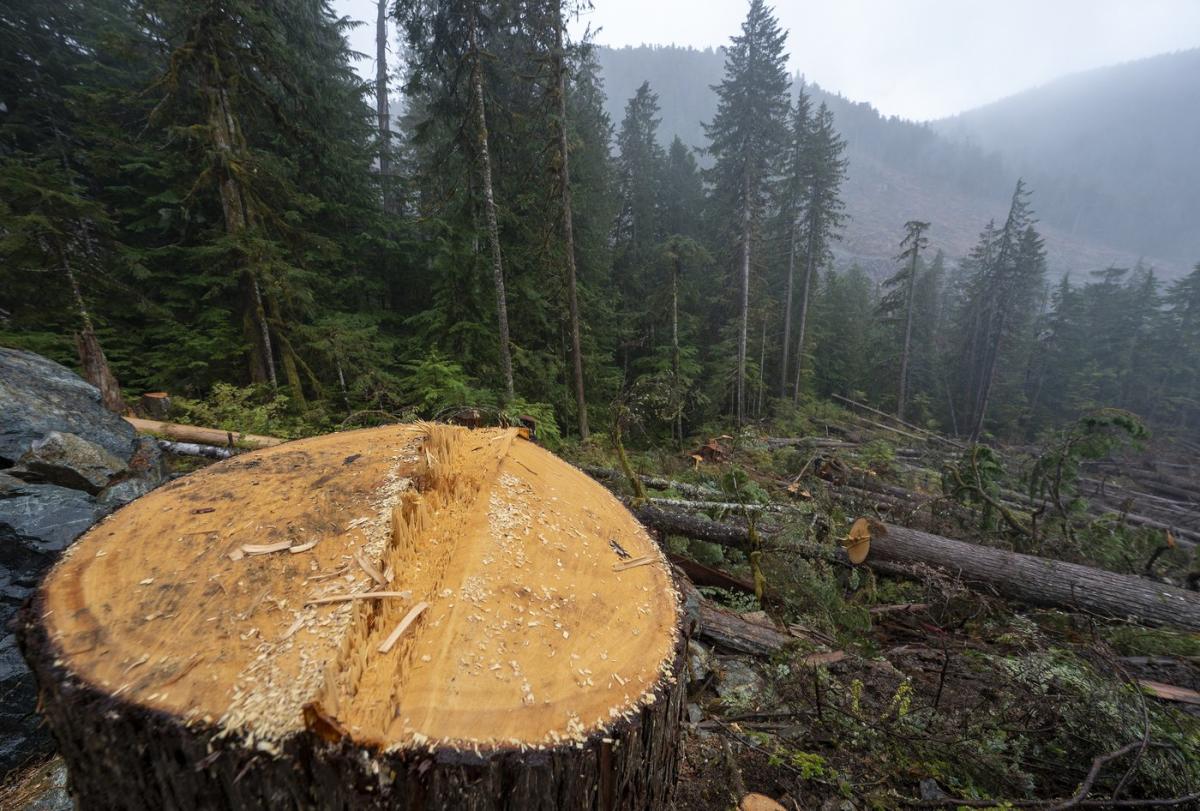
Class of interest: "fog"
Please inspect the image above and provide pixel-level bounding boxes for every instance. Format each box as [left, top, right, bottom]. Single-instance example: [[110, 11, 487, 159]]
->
[[334, 0, 1200, 120]]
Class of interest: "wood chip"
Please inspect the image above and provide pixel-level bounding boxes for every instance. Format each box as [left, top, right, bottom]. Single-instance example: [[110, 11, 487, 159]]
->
[[240, 541, 292, 556], [612, 555, 655, 572], [1138, 679, 1200, 705], [305, 591, 413, 607], [354, 550, 387, 586], [378, 602, 429, 654]]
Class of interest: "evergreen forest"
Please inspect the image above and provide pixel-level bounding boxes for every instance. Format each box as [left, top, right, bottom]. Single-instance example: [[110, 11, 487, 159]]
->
[[4, 0, 1199, 447]]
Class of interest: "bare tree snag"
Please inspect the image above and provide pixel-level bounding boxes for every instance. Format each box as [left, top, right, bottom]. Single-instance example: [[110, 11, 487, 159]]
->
[[20, 424, 687, 809]]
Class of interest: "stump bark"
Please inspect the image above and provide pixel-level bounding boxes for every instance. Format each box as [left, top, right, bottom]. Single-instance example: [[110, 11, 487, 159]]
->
[[19, 424, 687, 809]]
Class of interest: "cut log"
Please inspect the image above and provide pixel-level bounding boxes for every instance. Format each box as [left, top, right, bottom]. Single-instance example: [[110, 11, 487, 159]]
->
[[123, 416, 284, 449], [860, 522, 1200, 630], [633, 504, 1200, 631], [19, 424, 687, 809]]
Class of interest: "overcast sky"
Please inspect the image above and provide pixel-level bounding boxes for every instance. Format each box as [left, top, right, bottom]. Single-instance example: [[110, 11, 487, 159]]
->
[[335, 0, 1200, 120]]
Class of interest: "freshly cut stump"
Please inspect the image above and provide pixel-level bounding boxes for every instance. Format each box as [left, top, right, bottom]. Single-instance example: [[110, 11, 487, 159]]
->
[[20, 424, 686, 810]]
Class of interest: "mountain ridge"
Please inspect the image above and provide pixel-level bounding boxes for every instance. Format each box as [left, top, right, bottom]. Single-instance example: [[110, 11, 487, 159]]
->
[[594, 44, 1195, 278]]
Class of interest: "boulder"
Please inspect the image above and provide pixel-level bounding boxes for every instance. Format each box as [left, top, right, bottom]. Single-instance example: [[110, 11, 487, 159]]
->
[[0, 348, 136, 466], [0, 348, 167, 776], [11, 431, 128, 494]]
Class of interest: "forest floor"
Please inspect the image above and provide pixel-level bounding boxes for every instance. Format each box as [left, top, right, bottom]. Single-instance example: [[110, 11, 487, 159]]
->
[[569, 400, 1200, 809], [3, 401, 1199, 809]]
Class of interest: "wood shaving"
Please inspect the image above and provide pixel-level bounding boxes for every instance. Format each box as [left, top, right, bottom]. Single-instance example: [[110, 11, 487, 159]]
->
[[378, 602, 429, 654]]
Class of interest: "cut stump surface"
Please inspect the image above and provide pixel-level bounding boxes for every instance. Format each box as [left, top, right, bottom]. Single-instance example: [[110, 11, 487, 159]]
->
[[22, 424, 686, 809]]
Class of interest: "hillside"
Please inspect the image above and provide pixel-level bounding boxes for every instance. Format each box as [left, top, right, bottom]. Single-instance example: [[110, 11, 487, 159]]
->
[[595, 45, 1191, 277], [934, 48, 1200, 266]]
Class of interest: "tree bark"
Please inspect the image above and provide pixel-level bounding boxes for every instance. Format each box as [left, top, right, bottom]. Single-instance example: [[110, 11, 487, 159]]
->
[[468, 9, 515, 401], [865, 522, 1200, 630], [896, 240, 919, 422], [553, 5, 588, 439], [671, 256, 682, 443], [635, 505, 1200, 631], [735, 173, 752, 424], [19, 606, 687, 810], [74, 324, 123, 414], [124, 416, 283, 449], [376, 0, 392, 214], [779, 224, 797, 398], [792, 227, 816, 402]]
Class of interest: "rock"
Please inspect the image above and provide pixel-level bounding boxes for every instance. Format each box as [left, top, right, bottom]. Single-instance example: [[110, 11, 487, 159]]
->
[[714, 657, 767, 710], [686, 702, 704, 724], [0, 347, 136, 465], [0, 483, 102, 773], [11, 431, 128, 493], [688, 638, 713, 686], [0, 349, 167, 777], [919, 777, 949, 801]]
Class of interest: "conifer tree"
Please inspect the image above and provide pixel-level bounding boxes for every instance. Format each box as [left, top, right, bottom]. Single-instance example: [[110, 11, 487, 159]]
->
[[791, 102, 847, 401], [879, 220, 930, 420], [703, 0, 790, 422], [776, 87, 811, 397]]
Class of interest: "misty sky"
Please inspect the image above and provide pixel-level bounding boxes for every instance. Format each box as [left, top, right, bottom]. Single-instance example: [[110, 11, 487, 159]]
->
[[335, 0, 1200, 120]]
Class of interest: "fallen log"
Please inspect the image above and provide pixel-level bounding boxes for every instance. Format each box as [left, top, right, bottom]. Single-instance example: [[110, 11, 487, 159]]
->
[[862, 522, 1200, 630], [581, 466, 720, 500], [155, 439, 237, 460], [20, 424, 687, 809], [634, 504, 1200, 631], [124, 416, 285, 449], [669, 554, 756, 594], [831, 393, 965, 449], [698, 602, 793, 657]]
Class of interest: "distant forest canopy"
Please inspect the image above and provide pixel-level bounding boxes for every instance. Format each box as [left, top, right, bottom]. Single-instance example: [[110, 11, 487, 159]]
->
[[2, 0, 1199, 448], [596, 44, 1198, 275]]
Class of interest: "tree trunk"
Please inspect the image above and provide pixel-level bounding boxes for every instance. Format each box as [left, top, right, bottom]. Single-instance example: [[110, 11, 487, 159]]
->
[[376, 0, 392, 214], [20, 424, 688, 809], [735, 174, 752, 424], [634, 505, 1200, 631], [124, 416, 284, 449], [779, 224, 797, 398], [203, 59, 276, 388], [554, 6, 588, 440], [896, 247, 919, 422], [792, 228, 816, 402], [671, 256, 682, 444], [968, 309, 1006, 443], [468, 11, 515, 401], [74, 324, 123, 414]]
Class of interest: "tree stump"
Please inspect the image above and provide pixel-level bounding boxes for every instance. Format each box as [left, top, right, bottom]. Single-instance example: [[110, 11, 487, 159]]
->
[[137, 391, 173, 421], [19, 424, 687, 809]]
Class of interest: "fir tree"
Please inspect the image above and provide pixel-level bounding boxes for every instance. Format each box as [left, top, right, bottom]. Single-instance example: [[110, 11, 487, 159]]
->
[[703, 0, 790, 422]]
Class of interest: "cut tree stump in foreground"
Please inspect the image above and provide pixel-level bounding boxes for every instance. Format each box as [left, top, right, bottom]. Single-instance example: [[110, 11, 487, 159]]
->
[[20, 424, 687, 810]]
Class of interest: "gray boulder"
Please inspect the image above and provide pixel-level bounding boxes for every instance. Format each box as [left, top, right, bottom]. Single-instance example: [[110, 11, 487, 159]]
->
[[0, 348, 138, 466], [11, 431, 128, 494], [0, 348, 167, 776]]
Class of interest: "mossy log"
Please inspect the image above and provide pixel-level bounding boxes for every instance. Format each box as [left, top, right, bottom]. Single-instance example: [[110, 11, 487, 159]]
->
[[19, 424, 687, 809]]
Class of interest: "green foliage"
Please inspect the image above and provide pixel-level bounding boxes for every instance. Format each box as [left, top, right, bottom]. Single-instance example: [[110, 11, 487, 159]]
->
[[172, 384, 326, 440], [400, 353, 491, 416]]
